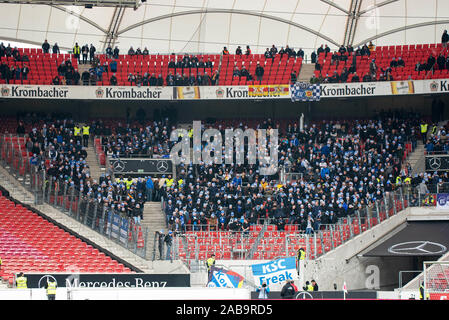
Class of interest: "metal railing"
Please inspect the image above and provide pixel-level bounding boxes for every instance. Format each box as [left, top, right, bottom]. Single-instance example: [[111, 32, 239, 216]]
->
[[0, 134, 150, 259], [173, 187, 441, 264]]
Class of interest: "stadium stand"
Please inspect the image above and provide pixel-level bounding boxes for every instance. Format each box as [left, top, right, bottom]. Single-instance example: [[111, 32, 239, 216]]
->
[[0, 190, 133, 286], [313, 43, 449, 83], [2, 41, 448, 86]]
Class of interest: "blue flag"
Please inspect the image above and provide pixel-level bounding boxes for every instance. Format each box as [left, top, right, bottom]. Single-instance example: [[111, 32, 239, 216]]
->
[[290, 82, 321, 102]]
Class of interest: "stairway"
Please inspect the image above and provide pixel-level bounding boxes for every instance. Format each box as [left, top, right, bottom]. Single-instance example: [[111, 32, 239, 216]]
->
[[297, 63, 315, 82], [85, 136, 104, 182], [407, 141, 425, 175], [141, 201, 167, 260], [76, 63, 91, 75]]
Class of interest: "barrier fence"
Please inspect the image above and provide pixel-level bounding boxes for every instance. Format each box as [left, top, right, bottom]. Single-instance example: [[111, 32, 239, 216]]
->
[[0, 134, 149, 259]]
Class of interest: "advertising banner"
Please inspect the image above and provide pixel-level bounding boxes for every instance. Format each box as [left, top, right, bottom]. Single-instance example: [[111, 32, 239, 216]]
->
[[108, 158, 173, 176], [0, 84, 173, 100], [390, 81, 415, 95], [199, 86, 249, 99], [206, 266, 244, 288], [248, 85, 290, 98], [425, 155, 449, 171], [23, 273, 190, 288], [251, 257, 298, 287], [1, 78, 448, 101], [250, 290, 378, 299], [173, 86, 201, 99], [436, 194, 449, 210]]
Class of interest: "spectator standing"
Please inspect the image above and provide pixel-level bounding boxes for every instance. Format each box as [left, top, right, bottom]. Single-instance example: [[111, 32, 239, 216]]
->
[[257, 282, 270, 299], [255, 62, 264, 82], [146, 176, 154, 202], [280, 280, 296, 299], [52, 43, 60, 54], [311, 280, 319, 291], [81, 44, 89, 64], [113, 46, 120, 59], [164, 231, 173, 260], [442, 30, 449, 49], [311, 51, 317, 64], [156, 230, 165, 260], [42, 40, 50, 53], [21, 64, 29, 80], [89, 44, 96, 63]]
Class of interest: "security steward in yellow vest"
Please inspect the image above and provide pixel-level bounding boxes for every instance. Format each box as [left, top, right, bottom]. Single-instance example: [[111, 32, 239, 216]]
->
[[421, 123, 428, 144], [45, 279, 57, 300], [125, 177, 133, 190], [303, 281, 314, 291], [16, 272, 27, 289], [206, 254, 216, 275], [166, 176, 174, 188], [419, 283, 425, 300], [73, 43, 81, 63], [296, 248, 305, 275], [74, 125, 82, 144], [0, 256, 2, 271], [82, 125, 90, 148]]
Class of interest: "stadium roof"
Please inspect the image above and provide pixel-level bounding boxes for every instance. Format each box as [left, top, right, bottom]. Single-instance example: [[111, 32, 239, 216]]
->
[[0, 0, 448, 56]]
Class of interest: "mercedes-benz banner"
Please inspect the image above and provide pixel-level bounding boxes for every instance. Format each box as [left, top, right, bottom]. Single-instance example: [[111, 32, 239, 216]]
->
[[23, 273, 190, 288]]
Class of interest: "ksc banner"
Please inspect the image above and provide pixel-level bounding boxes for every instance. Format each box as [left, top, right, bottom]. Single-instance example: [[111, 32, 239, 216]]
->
[[251, 257, 298, 286], [207, 266, 244, 288], [290, 82, 321, 102], [437, 194, 449, 210]]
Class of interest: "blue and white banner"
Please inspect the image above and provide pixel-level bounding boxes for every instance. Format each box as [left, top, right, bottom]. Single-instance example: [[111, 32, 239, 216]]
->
[[290, 82, 321, 102], [111, 213, 121, 239], [437, 194, 449, 210], [251, 257, 298, 286], [119, 217, 129, 244]]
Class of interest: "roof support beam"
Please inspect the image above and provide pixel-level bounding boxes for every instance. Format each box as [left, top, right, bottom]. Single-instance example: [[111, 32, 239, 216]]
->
[[358, 0, 399, 16], [342, 0, 363, 47], [50, 4, 108, 34], [353, 19, 449, 47], [319, 0, 350, 14], [101, 6, 126, 52], [117, 8, 341, 47]]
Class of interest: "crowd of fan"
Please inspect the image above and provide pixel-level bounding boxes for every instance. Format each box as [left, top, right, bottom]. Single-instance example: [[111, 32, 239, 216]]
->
[[424, 121, 449, 154], [16, 115, 153, 224], [160, 110, 424, 234], [99, 117, 172, 158]]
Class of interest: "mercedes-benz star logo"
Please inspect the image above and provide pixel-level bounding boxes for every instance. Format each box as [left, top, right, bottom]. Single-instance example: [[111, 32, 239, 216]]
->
[[388, 241, 447, 255], [112, 160, 125, 172], [429, 157, 442, 170], [295, 291, 314, 299], [156, 160, 169, 172], [38, 275, 58, 288]]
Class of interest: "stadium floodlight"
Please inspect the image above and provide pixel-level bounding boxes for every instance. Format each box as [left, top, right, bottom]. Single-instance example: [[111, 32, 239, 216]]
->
[[0, 0, 142, 8]]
